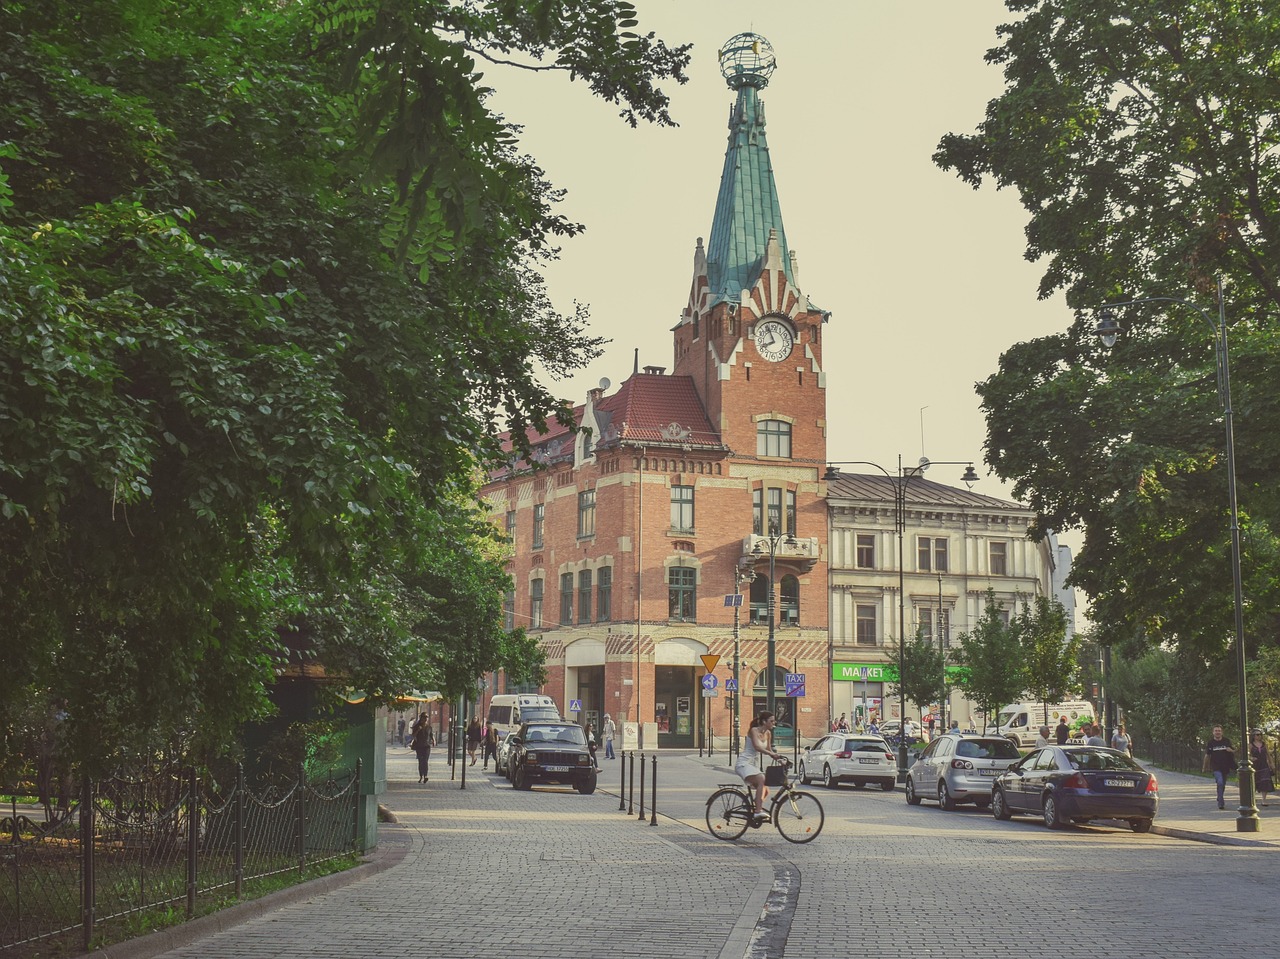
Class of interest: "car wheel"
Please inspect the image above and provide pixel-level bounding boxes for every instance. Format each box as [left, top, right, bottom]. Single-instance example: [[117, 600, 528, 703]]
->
[[938, 780, 956, 811], [577, 779, 596, 795], [881, 778, 896, 791], [991, 787, 1012, 820], [823, 764, 838, 789], [1130, 818, 1153, 833], [798, 761, 811, 785], [1042, 793, 1062, 829], [905, 777, 921, 805], [516, 768, 533, 791]]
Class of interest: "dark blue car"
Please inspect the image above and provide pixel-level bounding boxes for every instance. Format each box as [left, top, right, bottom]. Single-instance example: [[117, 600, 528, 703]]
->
[[990, 745, 1158, 832]]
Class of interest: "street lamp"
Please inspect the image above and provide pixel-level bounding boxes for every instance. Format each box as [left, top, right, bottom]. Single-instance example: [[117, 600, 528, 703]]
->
[[752, 521, 797, 719], [1092, 275, 1258, 832], [731, 561, 756, 758], [823, 456, 979, 779]]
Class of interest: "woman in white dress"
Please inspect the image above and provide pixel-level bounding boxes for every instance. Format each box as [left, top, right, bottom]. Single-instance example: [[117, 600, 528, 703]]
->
[[734, 711, 787, 822]]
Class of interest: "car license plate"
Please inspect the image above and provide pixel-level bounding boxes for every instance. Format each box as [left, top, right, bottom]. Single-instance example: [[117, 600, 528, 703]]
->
[[980, 768, 999, 776], [858, 758, 877, 764], [1104, 779, 1135, 788], [544, 765, 571, 772]]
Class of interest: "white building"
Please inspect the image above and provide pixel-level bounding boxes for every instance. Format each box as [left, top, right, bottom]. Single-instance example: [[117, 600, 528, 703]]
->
[[825, 470, 1074, 730]]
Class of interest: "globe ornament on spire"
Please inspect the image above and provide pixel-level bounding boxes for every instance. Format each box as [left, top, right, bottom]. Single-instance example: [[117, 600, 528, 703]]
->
[[718, 32, 776, 89]]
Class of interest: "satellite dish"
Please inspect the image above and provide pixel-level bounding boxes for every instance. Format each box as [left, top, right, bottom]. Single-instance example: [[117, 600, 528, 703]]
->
[[598, 377, 611, 391]]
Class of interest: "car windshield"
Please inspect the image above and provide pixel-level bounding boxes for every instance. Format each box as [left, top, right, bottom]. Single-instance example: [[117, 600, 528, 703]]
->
[[522, 725, 586, 745], [994, 709, 1018, 727], [956, 739, 1021, 760], [848, 739, 887, 752], [1066, 749, 1142, 771], [522, 707, 560, 722]]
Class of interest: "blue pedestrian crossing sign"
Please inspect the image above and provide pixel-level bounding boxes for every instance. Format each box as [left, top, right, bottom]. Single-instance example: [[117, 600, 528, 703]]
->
[[700, 674, 718, 690], [569, 699, 582, 712], [724, 678, 738, 691]]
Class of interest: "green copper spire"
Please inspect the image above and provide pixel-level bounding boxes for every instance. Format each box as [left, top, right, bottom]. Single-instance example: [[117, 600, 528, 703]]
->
[[705, 33, 794, 305]]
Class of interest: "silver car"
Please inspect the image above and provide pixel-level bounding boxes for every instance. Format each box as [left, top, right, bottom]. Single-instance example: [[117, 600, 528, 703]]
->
[[905, 734, 1022, 809], [800, 734, 898, 790]]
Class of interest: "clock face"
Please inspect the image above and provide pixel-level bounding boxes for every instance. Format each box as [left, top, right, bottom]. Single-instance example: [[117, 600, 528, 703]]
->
[[754, 319, 794, 362]]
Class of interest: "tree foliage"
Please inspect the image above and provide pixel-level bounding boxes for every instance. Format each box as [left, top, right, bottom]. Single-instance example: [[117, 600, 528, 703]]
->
[[892, 632, 946, 719], [934, 2, 1280, 680], [952, 590, 1028, 726], [0, 0, 686, 767], [1017, 595, 1079, 724]]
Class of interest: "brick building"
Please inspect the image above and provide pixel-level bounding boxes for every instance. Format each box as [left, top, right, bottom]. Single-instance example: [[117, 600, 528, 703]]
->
[[482, 34, 831, 747]]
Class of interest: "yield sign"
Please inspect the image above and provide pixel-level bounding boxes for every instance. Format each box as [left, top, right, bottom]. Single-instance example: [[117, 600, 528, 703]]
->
[[700, 654, 721, 673]]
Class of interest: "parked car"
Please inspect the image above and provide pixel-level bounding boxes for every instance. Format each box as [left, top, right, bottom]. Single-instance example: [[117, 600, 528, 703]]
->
[[905, 734, 1022, 809], [800, 734, 897, 790], [507, 721, 598, 794], [990, 745, 1158, 831], [496, 730, 517, 778]]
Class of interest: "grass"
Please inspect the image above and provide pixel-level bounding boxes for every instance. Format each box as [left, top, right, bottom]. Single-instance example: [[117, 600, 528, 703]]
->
[[6, 853, 361, 959]]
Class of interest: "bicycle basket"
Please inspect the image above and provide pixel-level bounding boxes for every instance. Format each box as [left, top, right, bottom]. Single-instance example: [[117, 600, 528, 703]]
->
[[764, 764, 787, 787]]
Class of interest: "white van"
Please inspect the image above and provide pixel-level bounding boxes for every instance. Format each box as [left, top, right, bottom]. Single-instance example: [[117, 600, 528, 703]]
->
[[487, 694, 560, 740], [990, 700, 1095, 747]]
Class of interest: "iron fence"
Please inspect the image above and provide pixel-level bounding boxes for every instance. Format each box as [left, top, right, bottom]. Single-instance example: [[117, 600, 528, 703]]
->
[[1, 761, 360, 954]]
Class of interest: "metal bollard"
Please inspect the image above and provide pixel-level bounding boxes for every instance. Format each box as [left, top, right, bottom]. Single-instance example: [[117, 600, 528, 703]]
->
[[618, 750, 627, 811], [638, 751, 646, 821], [649, 753, 658, 826], [627, 751, 635, 815]]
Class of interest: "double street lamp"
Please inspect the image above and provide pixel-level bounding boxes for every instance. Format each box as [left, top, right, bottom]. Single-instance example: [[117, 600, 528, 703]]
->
[[823, 456, 978, 778], [752, 522, 797, 719], [1093, 276, 1259, 832]]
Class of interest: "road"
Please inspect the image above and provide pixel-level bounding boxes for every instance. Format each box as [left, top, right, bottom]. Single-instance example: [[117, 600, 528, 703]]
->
[[142, 748, 1278, 959]]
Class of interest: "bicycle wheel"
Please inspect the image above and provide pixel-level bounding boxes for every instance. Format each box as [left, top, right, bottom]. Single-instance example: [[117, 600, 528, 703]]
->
[[773, 789, 824, 843], [706, 787, 752, 840]]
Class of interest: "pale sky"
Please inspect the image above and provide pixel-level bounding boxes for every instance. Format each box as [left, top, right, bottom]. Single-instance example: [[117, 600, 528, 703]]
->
[[483, 2, 1084, 579]]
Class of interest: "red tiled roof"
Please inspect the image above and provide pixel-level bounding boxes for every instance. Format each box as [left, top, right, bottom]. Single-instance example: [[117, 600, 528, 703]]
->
[[594, 373, 721, 448]]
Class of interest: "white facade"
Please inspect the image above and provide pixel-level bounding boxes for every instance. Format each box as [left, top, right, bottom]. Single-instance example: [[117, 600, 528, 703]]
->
[[825, 472, 1073, 731]]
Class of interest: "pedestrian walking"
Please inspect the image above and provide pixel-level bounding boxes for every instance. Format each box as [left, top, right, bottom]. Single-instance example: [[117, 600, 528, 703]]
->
[[466, 718, 482, 766], [1055, 716, 1070, 745], [482, 722, 499, 770], [1035, 725, 1052, 748], [1110, 723, 1132, 756], [1250, 729, 1273, 806], [1085, 724, 1106, 747], [836, 713, 849, 733], [1202, 725, 1236, 810], [584, 722, 599, 769], [409, 713, 434, 783], [603, 713, 616, 759]]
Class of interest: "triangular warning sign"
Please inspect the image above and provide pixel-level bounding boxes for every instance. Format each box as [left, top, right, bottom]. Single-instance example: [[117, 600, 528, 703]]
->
[[700, 654, 721, 673]]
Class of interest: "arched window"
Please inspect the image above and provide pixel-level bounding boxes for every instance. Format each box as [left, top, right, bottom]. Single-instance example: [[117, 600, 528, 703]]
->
[[756, 420, 792, 458], [749, 574, 770, 625], [780, 575, 799, 626]]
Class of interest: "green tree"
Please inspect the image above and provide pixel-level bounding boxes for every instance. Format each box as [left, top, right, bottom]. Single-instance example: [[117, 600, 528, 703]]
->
[[891, 630, 946, 722], [934, 2, 1280, 678], [0, 0, 686, 768], [1017, 595, 1079, 725], [952, 590, 1027, 728]]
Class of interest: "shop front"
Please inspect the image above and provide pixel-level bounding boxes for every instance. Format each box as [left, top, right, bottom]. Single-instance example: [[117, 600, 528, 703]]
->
[[654, 637, 708, 748]]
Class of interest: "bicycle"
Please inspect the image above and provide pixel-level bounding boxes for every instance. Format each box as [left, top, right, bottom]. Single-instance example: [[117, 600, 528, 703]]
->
[[705, 762, 825, 843]]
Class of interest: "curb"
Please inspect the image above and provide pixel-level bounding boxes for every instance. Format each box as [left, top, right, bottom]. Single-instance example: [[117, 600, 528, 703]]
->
[[74, 825, 414, 959], [1149, 823, 1278, 848]]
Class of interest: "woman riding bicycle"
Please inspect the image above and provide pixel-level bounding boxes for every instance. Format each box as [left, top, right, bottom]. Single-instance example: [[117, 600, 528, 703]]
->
[[736, 710, 788, 822]]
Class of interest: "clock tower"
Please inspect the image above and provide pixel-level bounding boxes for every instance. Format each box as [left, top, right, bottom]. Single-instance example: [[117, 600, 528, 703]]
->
[[671, 33, 828, 470]]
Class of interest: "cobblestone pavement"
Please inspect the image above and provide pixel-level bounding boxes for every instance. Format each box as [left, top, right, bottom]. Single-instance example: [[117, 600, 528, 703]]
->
[[139, 748, 1278, 959]]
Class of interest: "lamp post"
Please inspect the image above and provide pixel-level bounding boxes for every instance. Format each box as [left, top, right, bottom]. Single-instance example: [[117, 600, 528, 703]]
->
[[731, 562, 756, 758], [753, 522, 796, 719], [823, 457, 978, 779], [1093, 275, 1258, 832]]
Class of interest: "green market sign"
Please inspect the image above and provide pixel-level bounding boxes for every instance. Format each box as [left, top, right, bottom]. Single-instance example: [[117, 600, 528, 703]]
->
[[832, 662, 969, 683]]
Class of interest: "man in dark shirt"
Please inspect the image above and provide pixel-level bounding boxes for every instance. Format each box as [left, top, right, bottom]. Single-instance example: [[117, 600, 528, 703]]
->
[[1203, 725, 1235, 810], [1055, 717, 1071, 745]]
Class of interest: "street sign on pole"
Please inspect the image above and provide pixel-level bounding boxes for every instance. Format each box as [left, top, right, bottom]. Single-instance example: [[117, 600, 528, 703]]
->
[[701, 688, 719, 698], [724, 678, 738, 691], [700, 674, 718, 690], [700, 654, 721, 673], [784, 673, 806, 698]]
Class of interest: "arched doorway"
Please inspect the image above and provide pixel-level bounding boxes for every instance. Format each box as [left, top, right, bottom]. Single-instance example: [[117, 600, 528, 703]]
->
[[654, 637, 708, 748]]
